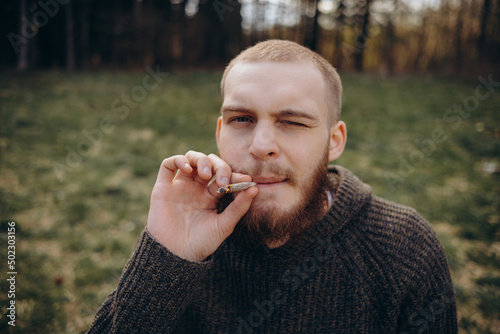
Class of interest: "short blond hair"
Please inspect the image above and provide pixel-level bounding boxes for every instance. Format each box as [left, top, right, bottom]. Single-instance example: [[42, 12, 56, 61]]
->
[[221, 40, 342, 125]]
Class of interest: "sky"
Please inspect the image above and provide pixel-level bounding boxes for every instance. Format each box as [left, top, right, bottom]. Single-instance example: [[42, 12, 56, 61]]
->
[[236, 0, 442, 32]]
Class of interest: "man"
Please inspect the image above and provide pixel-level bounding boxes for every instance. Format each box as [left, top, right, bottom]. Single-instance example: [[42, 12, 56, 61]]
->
[[89, 40, 457, 333]]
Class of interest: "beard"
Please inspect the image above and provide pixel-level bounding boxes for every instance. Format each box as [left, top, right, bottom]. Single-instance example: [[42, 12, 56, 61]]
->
[[219, 144, 333, 248]]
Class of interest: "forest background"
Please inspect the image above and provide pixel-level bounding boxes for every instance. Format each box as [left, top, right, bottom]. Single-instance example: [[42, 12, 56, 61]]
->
[[1, 0, 499, 333], [1, 0, 499, 74]]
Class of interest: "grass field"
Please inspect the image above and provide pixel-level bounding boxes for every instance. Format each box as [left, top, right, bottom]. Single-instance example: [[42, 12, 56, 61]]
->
[[0, 70, 499, 333]]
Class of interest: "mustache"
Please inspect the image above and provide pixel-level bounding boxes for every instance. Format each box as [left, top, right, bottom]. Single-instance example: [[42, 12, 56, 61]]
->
[[236, 162, 296, 186], [217, 162, 296, 215]]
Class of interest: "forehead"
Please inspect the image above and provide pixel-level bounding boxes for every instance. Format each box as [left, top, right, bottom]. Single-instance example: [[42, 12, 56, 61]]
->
[[223, 61, 328, 119]]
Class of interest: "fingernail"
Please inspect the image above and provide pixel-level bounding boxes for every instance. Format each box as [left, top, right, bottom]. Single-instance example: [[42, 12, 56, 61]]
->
[[220, 177, 229, 185], [203, 167, 211, 175]]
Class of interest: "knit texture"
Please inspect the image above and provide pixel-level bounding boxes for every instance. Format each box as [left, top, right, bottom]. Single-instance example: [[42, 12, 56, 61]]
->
[[88, 166, 457, 333]]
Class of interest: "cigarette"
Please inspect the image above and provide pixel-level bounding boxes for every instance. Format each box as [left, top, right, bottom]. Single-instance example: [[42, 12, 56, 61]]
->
[[217, 182, 256, 194]]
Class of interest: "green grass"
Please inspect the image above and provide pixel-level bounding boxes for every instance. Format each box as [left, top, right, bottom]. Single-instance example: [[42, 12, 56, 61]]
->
[[0, 70, 499, 333]]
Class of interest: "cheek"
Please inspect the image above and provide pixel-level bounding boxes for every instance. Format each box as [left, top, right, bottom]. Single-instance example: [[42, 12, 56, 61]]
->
[[283, 129, 327, 156], [283, 144, 316, 171], [288, 140, 329, 179], [219, 132, 247, 161]]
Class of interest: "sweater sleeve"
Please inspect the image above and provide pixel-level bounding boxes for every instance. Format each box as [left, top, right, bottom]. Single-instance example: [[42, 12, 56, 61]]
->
[[395, 210, 458, 334], [87, 229, 213, 334]]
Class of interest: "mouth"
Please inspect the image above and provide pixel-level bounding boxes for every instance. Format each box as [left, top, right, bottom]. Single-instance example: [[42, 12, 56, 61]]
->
[[251, 176, 288, 188]]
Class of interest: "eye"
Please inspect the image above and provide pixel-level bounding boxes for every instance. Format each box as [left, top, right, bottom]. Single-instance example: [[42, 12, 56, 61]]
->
[[281, 120, 308, 128], [232, 116, 252, 123]]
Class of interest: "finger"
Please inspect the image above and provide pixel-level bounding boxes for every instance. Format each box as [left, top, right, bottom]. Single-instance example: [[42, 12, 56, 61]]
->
[[156, 155, 192, 184], [208, 153, 232, 186], [182, 152, 233, 195], [230, 173, 253, 184], [216, 187, 259, 237], [185, 151, 214, 181]]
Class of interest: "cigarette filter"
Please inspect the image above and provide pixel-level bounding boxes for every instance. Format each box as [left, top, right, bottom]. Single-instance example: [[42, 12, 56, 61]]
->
[[217, 182, 256, 194]]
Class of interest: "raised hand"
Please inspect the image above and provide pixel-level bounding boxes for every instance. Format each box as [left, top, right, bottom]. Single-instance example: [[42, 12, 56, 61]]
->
[[146, 151, 258, 262]]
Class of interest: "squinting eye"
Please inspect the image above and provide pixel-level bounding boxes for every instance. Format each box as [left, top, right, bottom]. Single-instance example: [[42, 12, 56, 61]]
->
[[282, 120, 306, 127], [234, 117, 251, 123]]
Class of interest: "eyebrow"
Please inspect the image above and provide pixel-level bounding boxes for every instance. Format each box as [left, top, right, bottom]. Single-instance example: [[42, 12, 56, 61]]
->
[[220, 106, 252, 115], [272, 109, 319, 122], [221, 106, 319, 123]]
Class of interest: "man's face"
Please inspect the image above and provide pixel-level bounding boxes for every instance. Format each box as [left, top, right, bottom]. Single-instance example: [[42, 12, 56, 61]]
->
[[216, 61, 336, 245]]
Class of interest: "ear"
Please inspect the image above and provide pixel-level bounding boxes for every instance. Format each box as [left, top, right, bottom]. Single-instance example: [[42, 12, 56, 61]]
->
[[215, 116, 222, 150], [328, 121, 347, 162]]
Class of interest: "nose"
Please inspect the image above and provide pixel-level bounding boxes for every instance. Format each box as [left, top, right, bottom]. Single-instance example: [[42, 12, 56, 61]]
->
[[249, 122, 279, 160]]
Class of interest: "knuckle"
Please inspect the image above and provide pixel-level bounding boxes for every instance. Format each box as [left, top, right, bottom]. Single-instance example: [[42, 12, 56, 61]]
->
[[209, 154, 226, 167], [215, 165, 231, 176], [185, 150, 199, 157], [207, 153, 219, 160], [162, 156, 178, 168], [208, 154, 227, 168]]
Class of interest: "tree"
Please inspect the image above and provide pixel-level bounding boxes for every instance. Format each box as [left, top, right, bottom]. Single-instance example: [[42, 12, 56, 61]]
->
[[65, 0, 75, 70], [16, 0, 29, 71], [304, 0, 320, 51], [133, 0, 144, 65], [80, 0, 90, 69], [454, 0, 465, 71], [385, 0, 399, 75], [332, 0, 346, 70], [354, 0, 373, 71], [478, 0, 491, 60]]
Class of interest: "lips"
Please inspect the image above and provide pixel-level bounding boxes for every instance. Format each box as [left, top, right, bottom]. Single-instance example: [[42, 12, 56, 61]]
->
[[252, 176, 287, 186]]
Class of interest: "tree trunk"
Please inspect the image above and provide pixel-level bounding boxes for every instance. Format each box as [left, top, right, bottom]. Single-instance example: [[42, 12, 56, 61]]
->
[[16, 0, 29, 71], [134, 0, 144, 66], [142, 3, 156, 66], [354, 0, 372, 72], [454, 0, 465, 71], [332, 0, 346, 70], [333, 29, 344, 70], [65, 1, 75, 70], [413, 16, 427, 72], [305, 0, 320, 51], [385, 21, 395, 74], [478, 0, 491, 60], [81, 0, 90, 69], [384, 0, 398, 75], [222, 0, 243, 62]]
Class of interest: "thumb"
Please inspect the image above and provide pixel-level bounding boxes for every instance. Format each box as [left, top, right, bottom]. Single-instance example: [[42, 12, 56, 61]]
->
[[216, 187, 258, 237]]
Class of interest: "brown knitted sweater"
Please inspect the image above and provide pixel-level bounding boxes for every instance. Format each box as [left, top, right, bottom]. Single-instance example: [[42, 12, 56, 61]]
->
[[89, 166, 457, 333]]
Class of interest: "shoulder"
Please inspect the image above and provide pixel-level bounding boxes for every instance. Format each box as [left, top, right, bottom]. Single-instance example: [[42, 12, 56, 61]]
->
[[326, 165, 450, 286], [362, 195, 440, 252], [352, 199, 457, 332], [364, 195, 434, 239], [329, 165, 443, 258], [355, 195, 450, 286]]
